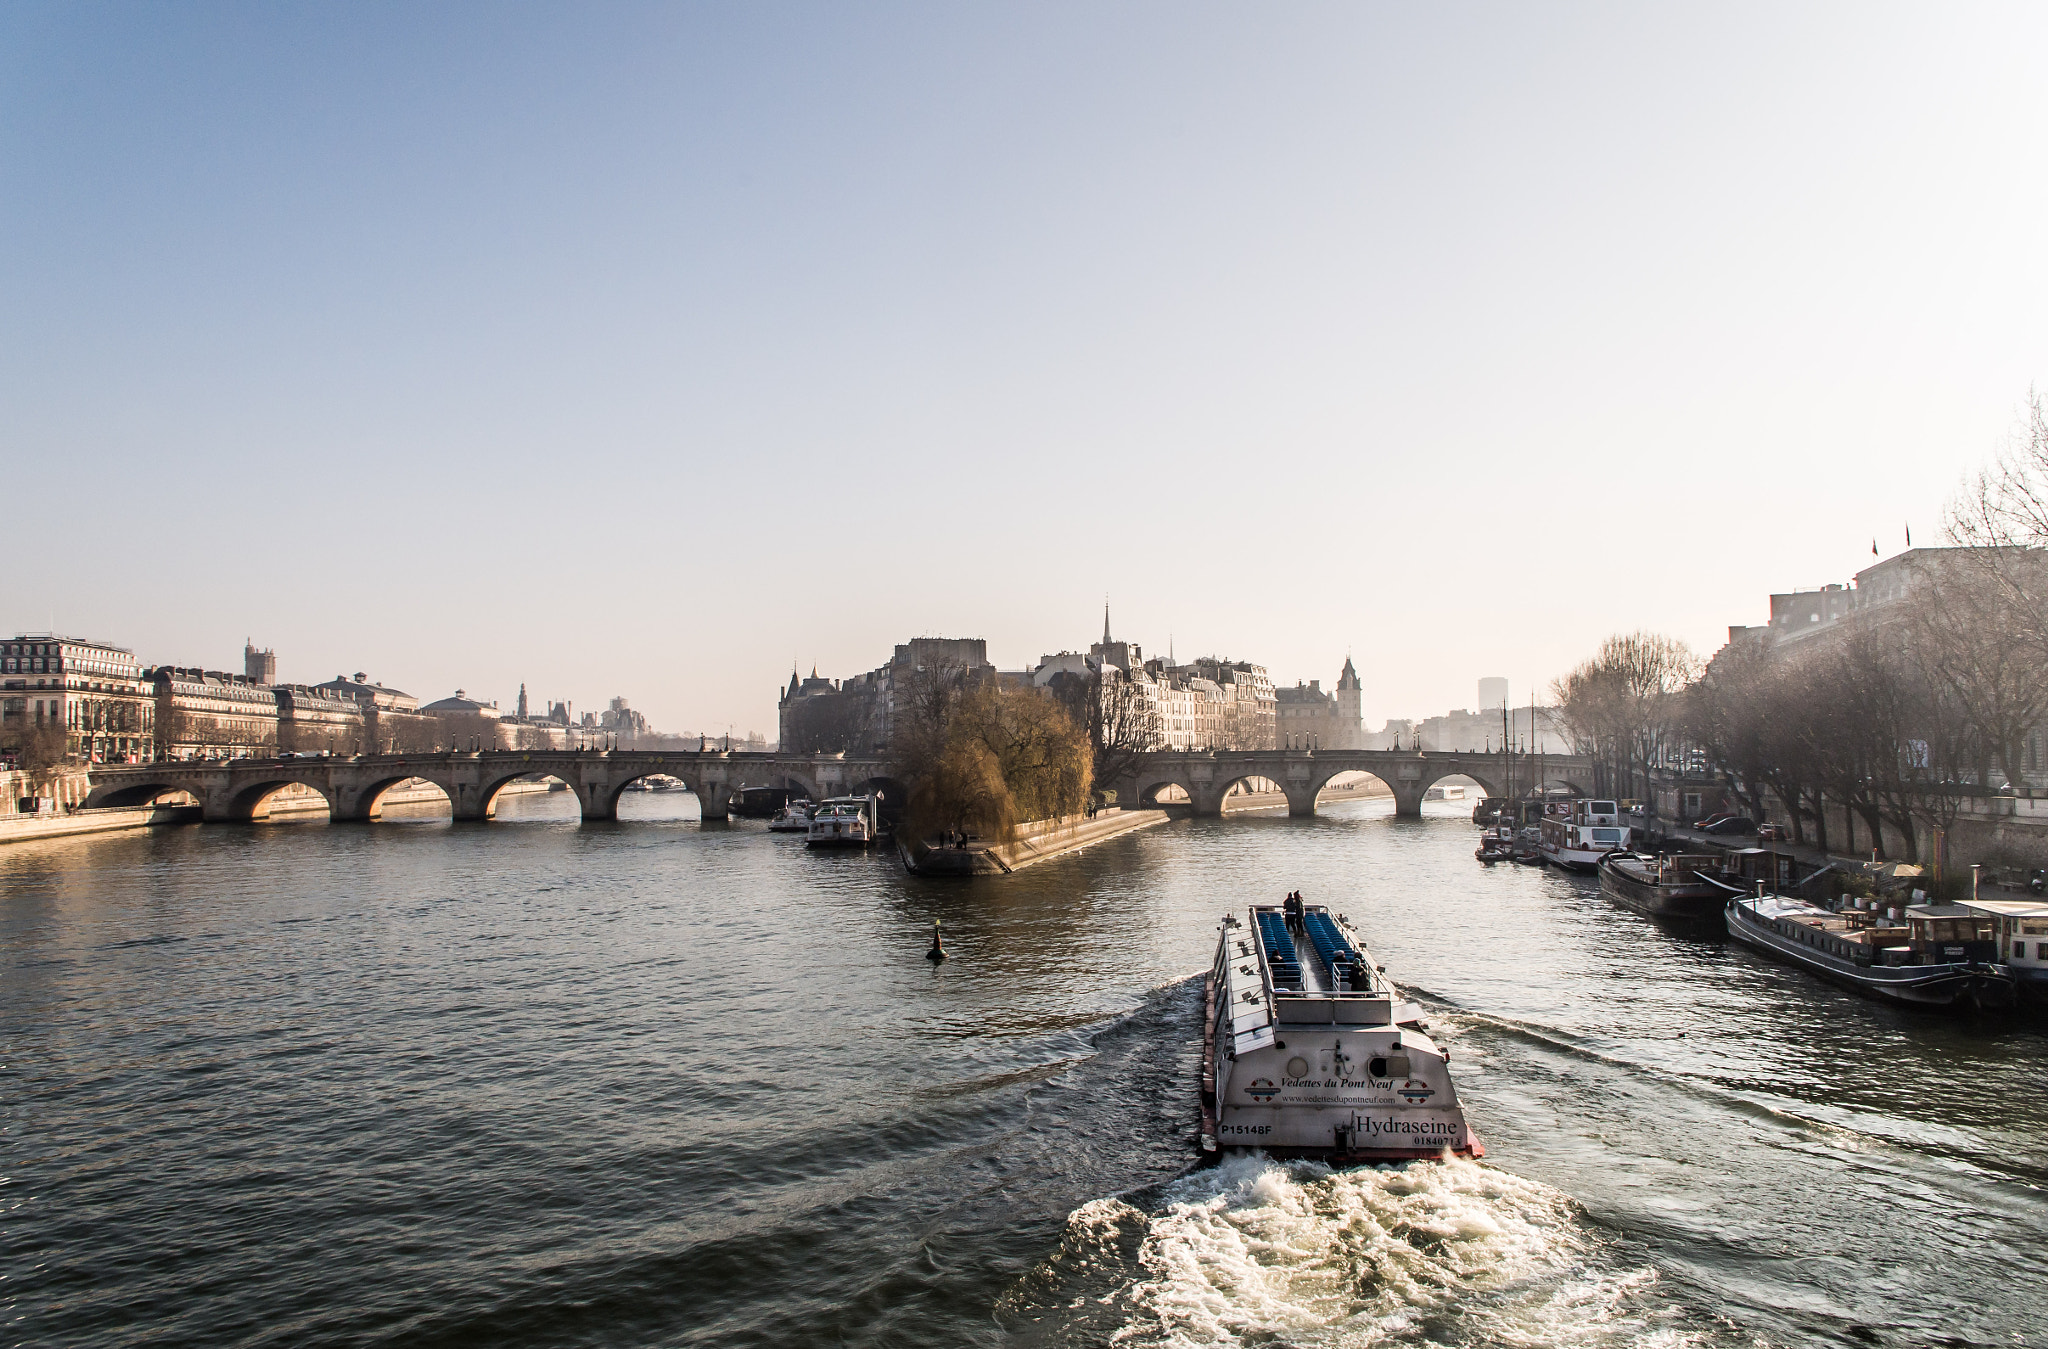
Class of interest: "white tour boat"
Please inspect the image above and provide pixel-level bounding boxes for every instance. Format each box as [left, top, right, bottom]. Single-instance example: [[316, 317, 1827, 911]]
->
[[1201, 900, 1483, 1164], [768, 800, 815, 833], [1538, 798, 1630, 872], [805, 796, 877, 848]]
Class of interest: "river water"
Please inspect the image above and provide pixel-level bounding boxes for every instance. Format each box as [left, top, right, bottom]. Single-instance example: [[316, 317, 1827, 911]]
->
[[4, 793, 2045, 1348]]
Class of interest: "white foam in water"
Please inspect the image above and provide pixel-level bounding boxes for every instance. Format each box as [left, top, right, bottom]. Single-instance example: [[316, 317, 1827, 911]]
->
[[1101, 1155, 1715, 1347]]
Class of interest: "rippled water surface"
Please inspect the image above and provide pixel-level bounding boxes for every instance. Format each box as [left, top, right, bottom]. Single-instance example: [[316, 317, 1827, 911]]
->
[[5, 794, 2045, 1348]]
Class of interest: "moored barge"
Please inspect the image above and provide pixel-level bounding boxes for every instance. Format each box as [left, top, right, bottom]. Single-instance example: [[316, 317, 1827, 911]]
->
[[1598, 851, 1729, 921], [1726, 893, 2015, 1010], [1201, 900, 1482, 1163]]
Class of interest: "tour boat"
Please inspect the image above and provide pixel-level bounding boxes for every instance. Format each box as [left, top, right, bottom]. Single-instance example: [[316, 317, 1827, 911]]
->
[[768, 800, 814, 833], [1537, 799, 1630, 872], [1725, 892, 2016, 1010], [1201, 901, 1483, 1164], [1597, 851, 1730, 921], [805, 796, 877, 848]]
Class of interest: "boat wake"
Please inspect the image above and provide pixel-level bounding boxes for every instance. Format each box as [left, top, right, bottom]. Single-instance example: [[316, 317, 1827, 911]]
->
[[1014, 1154, 1726, 1348]]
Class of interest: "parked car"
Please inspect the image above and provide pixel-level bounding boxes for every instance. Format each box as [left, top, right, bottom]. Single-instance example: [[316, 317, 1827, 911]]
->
[[1702, 816, 1757, 836], [1692, 813, 1734, 830], [1756, 823, 1787, 842]]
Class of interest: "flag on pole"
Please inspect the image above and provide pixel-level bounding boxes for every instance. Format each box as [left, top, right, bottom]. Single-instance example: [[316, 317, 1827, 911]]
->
[[1872, 538, 1879, 557], [1906, 523, 1911, 547]]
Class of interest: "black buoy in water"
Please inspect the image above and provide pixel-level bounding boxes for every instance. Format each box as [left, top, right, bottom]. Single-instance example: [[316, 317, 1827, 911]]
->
[[927, 919, 946, 963]]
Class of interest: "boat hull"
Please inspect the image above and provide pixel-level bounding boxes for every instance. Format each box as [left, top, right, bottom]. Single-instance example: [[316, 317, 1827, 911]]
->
[[1726, 900, 2014, 1009], [1598, 856, 1727, 921]]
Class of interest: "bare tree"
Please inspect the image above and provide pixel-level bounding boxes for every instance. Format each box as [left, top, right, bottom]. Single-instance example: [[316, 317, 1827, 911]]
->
[[3, 722, 71, 794], [1047, 664, 1161, 793], [1686, 639, 1782, 831], [1554, 632, 1699, 799]]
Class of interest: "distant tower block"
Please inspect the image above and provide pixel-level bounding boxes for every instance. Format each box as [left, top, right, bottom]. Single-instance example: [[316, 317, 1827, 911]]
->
[[245, 639, 278, 685], [1478, 676, 1509, 711]]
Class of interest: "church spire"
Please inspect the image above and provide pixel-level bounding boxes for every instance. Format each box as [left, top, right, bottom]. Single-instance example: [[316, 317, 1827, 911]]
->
[[1102, 601, 1112, 646]]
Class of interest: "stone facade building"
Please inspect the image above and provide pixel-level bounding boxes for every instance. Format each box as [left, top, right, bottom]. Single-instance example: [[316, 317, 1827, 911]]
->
[[779, 637, 996, 755], [274, 684, 372, 755], [1274, 658, 1363, 750], [2, 633, 153, 764], [152, 668, 281, 759]]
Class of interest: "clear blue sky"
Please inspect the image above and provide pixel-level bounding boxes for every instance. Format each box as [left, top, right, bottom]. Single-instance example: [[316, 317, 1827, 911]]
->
[[5, 3, 2045, 734]]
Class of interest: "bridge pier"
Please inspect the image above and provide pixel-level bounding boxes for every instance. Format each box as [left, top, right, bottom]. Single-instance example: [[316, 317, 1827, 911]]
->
[[578, 780, 617, 821]]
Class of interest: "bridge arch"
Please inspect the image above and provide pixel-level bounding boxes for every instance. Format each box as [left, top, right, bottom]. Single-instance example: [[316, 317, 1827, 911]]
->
[[478, 768, 590, 822], [86, 779, 203, 809], [344, 773, 455, 822], [852, 775, 908, 823], [1131, 771, 1195, 810], [591, 766, 721, 821], [1306, 767, 1400, 810], [227, 776, 335, 822]]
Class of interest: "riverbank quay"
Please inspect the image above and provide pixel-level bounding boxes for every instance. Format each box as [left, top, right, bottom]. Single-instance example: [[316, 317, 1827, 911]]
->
[[1634, 815, 2048, 910], [899, 808, 1168, 876], [0, 803, 200, 844]]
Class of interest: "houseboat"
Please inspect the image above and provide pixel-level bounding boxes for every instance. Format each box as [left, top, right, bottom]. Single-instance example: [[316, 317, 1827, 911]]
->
[[1597, 851, 1730, 921], [805, 796, 877, 848], [1955, 898, 2048, 1005], [1725, 892, 2015, 1010], [1201, 900, 1483, 1164], [731, 785, 797, 819], [1537, 799, 1630, 872]]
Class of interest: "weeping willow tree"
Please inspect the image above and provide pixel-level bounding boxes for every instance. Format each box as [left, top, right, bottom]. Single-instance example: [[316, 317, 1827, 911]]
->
[[893, 667, 1092, 846]]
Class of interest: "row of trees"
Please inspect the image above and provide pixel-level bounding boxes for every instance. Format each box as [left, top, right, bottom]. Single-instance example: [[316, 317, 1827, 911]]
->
[[1555, 394, 2048, 861]]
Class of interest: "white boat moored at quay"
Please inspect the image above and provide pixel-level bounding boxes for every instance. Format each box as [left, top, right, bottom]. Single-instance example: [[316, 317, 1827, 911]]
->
[[768, 800, 815, 832], [805, 796, 877, 848], [1201, 898, 1482, 1164], [1537, 798, 1630, 872]]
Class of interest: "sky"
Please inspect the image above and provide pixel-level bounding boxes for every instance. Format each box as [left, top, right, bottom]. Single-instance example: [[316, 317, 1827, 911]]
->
[[5, 3, 2046, 735]]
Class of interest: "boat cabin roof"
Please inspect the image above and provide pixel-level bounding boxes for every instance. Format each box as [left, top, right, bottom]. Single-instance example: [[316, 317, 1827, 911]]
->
[[1748, 894, 1830, 921], [1956, 898, 2048, 918], [1905, 904, 1975, 919]]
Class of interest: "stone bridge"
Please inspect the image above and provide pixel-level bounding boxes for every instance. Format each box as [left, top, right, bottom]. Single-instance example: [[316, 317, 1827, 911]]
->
[[1109, 749, 1595, 818], [84, 751, 897, 823]]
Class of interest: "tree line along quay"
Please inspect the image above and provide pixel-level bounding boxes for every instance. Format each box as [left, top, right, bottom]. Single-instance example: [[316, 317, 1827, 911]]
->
[[1556, 397, 2048, 892]]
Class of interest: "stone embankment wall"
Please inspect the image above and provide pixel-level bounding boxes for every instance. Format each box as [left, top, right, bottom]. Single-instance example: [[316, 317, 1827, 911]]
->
[[0, 767, 94, 814], [1755, 789, 2048, 868], [902, 808, 1169, 876]]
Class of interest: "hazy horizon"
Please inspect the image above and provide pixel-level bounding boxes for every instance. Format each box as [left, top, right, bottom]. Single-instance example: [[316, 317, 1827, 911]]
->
[[6, 3, 2045, 736]]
